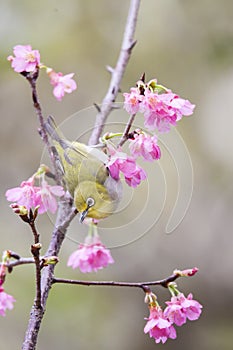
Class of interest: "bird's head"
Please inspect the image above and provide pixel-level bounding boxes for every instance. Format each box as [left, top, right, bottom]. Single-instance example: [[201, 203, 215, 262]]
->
[[74, 180, 122, 222]]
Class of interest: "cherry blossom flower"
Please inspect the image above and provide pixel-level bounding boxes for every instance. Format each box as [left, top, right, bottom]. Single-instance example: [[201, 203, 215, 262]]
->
[[35, 180, 64, 214], [107, 149, 146, 188], [164, 293, 202, 326], [129, 132, 161, 161], [7, 45, 40, 73], [5, 177, 38, 210], [144, 306, 177, 344], [47, 69, 77, 101], [67, 235, 114, 273], [0, 287, 16, 317], [5, 177, 64, 214], [123, 87, 142, 115]]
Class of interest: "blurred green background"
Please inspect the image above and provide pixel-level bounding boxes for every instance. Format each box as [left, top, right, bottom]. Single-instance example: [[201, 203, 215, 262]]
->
[[1, 0, 233, 349]]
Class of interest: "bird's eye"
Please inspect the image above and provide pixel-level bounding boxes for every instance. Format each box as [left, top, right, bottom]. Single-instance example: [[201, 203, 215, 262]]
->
[[86, 197, 95, 208]]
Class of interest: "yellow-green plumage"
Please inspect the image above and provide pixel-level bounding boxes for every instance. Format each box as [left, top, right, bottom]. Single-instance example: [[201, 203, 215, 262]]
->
[[45, 116, 122, 220]]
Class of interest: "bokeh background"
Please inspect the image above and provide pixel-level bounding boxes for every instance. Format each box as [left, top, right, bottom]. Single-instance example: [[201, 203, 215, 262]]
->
[[1, 0, 233, 349]]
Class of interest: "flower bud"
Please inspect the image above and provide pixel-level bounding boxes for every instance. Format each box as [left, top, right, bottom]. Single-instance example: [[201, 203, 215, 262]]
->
[[35, 164, 50, 177], [33, 205, 40, 220], [32, 243, 42, 250], [174, 267, 199, 277], [10, 203, 28, 216], [7, 251, 20, 260], [42, 256, 59, 266], [2, 250, 11, 262], [144, 292, 157, 307], [46, 67, 53, 74]]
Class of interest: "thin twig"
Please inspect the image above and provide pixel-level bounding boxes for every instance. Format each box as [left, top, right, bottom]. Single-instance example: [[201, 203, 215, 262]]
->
[[4, 257, 35, 269], [29, 219, 42, 309], [117, 113, 136, 147], [26, 72, 62, 186], [88, 0, 141, 146], [52, 273, 180, 293], [26, 71, 49, 150]]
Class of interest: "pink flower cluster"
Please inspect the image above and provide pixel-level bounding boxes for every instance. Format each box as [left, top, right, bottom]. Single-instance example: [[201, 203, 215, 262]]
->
[[5, 176, 64, 214], [129, 132, 161, 161], [67, 235, 114, 273], [107, 148, 146, 188], [144, 293, 202, 344], [8, 45, 77, 101], [124, 79, 195, 133], [110, 78, 195, 187], [0, 287, 15, 317]]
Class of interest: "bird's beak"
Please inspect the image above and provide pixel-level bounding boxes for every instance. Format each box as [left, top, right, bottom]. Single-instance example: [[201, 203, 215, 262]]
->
[[79, 208, 89, 223]]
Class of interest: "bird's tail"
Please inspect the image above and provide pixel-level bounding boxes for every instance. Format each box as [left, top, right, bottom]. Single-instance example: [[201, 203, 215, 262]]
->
[[45, 116, 69, 149], [45, 116, 87, 165]]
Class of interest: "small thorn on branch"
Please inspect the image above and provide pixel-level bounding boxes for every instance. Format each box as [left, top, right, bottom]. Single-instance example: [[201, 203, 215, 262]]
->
[[93, 103, 101, 113], [38, 128, 43, 137], [111, 104, 121, 111], [124, 39, 137, 53], [129, 39, 137, 51], [140, 72, 146, 83], [106, 65, 115, 74]]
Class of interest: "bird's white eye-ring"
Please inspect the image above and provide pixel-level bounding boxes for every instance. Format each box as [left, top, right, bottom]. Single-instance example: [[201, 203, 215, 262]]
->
[[86, 197, 95, 208]]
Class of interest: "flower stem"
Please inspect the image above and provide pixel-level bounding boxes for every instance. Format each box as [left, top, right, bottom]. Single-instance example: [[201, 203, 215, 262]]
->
[[117, 113, 136, 147]]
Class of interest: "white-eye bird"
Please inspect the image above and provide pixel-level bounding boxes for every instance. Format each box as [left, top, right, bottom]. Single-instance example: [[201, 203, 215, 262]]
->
[[45, 116, 122, 222]]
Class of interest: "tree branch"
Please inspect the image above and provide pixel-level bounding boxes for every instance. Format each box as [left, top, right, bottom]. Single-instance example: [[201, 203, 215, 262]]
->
[[5, 257, 35, 269], [26, 71, 62, 186], [88, 0, 141, 146], [26, 71, 49, 151], [52, 273, 180, 294], [22, 1, 141, 348]]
